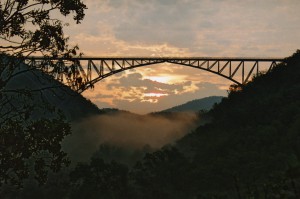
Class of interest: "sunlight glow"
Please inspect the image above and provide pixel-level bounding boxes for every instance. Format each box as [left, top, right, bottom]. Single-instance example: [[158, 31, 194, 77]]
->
[[143, 93, 169, 98], [143, 76, 173, 84]]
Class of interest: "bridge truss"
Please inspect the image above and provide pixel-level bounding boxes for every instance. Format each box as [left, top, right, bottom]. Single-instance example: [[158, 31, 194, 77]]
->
[[25, 57, 284, 93]]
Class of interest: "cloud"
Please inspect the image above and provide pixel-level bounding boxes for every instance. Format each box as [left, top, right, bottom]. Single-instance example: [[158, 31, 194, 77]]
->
[[66, 0, 300, 113], [69, 0, 300, 56], [91, 71, 226, 113], [66, 0, 300, 57], [82, 61, 232, 113]]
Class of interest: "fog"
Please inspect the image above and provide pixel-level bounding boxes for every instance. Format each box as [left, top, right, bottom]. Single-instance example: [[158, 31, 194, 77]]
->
[[62, 111, 200, 163]]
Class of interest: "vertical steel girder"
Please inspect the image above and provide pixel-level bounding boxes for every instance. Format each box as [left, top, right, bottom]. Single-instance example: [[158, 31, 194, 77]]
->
[[24, 57, 284, 93]]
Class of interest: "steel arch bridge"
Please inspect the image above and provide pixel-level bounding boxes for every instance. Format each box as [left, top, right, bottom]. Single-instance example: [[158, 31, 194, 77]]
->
[[25, 56, 284, 93]]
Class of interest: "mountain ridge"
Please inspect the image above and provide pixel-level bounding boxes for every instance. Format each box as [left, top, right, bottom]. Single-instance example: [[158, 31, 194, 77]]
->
[[3, 62, 103, 121], [159, 96, 223, 113]]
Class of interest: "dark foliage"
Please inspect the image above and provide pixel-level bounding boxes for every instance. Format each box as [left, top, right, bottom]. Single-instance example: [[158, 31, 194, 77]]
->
[[176, 50, 300, 198], [0, 0, 86, 56], [1, 115, 71, 187], [69, 157, 130, 199], [0, 0, 87, 187], [130, 147, 193, 199]]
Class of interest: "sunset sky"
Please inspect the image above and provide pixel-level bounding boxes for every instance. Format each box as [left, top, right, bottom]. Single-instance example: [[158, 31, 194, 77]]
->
[[42, 1, 300, 113]]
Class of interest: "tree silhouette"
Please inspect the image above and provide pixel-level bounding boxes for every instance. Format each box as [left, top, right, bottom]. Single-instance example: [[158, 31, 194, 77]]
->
[[131, 147, 192, 199], [0, 0, 87, 186], [0, 0, 86, 56], [70, 157, 130, 199]]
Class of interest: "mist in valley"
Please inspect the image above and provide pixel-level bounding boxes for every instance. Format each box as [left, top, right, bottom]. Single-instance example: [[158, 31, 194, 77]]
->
[[62, 111, 201, 164]]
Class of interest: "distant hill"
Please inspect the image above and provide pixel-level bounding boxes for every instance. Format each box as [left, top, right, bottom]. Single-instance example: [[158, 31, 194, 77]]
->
[[160, 96, 223, 113]]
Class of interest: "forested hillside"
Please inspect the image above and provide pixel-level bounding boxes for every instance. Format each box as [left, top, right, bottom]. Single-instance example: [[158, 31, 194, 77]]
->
[[150, 50, 300, 198], [129, 51, 300, 199], [2, 51, 300, 199]]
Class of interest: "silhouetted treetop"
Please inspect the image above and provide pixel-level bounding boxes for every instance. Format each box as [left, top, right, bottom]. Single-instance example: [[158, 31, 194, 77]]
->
[[0, 0, 87, 188], [0, 0, 87, 56]]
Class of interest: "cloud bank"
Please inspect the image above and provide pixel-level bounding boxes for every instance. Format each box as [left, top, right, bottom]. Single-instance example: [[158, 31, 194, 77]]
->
[[24, 0, 299, 113]]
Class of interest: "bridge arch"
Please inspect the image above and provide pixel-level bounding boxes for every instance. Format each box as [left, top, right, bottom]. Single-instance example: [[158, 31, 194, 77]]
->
[[86, 61, 242, 91], [26, 57, 284, 93]]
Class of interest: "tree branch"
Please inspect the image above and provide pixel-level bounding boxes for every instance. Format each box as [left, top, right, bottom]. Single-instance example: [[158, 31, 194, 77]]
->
[[18, 2, 42, 12]]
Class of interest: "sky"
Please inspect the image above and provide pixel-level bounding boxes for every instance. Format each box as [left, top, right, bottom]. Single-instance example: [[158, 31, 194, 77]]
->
[[16, 0, 300, 113], [64, 0, 300, 114]]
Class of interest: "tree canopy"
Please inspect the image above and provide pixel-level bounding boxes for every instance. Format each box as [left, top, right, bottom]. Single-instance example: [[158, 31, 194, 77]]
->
[[0, 0, 87, 187], [0, 0, 86, 57]]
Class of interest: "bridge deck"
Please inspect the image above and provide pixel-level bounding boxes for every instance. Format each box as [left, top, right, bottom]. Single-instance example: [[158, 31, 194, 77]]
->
[[27, 56, 284, 62]]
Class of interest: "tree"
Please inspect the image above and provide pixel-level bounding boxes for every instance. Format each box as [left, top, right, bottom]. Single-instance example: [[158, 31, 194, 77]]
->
[[131, 147, 192, 199], [1, 116, 71, 186], [0, 0, 87, 187], [0, 0, 86, 56], [70, 157, 130, 199]]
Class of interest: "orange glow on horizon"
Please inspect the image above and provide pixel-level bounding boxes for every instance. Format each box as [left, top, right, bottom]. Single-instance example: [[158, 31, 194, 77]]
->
[[143, 93, 169, 98]]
